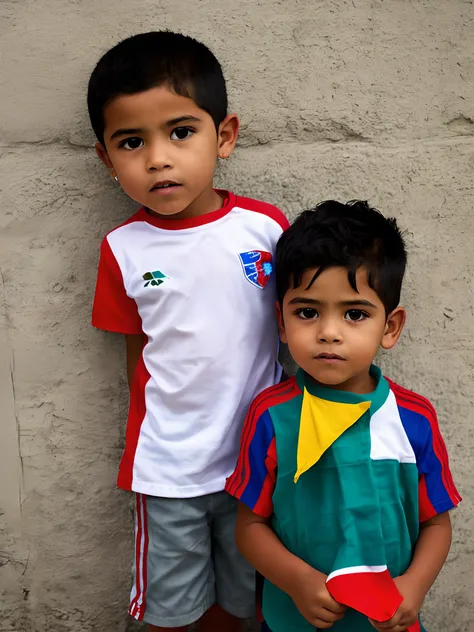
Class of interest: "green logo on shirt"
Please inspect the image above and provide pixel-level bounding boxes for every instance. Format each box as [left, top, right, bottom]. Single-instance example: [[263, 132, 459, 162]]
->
[[143, 270, 167, 287]]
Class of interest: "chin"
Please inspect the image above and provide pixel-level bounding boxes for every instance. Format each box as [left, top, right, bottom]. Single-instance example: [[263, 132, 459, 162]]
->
[[309, 370, 349, 387], [146, 203, 187, 216], [318, 377, 347, 387]]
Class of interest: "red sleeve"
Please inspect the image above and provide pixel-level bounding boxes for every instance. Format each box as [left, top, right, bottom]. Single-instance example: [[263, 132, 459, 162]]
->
[[416, 405, 462, 521], [259, 205, 289, 231], [225, 405, 277, 519], [92, 237, 143, 334], [391, 381, 461, 523], [236, 196, 290, 232]]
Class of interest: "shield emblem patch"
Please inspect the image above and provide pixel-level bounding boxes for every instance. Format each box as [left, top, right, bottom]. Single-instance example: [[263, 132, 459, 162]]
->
[[239, 250, 273, 289]]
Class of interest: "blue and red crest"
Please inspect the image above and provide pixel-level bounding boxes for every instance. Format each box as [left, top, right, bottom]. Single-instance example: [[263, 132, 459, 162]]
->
[[239, 250, 273, 289]]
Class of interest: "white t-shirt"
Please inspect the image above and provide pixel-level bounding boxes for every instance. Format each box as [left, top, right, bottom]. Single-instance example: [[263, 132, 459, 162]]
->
[[92, 191, 289, 497]]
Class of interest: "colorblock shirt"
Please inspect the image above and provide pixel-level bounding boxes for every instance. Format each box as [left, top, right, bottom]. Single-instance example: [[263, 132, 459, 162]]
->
[[226, 368, 461, 632], [93, 191, 289, 497]]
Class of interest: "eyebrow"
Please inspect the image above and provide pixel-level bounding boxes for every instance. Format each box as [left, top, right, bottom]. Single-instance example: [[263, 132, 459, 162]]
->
[[109, 116, 202, 140], [167, 115, 201, 126], [110, 128, 142, 140], [287, 297, 377, 308]]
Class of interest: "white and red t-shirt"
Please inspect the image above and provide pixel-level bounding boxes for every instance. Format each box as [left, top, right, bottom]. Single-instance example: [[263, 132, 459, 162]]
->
[[93, 191, 289, 498]]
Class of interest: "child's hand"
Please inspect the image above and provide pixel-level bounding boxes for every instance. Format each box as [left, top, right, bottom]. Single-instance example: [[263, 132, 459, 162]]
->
[[368, 574, 424, 631], [289, 566, 346, 629]]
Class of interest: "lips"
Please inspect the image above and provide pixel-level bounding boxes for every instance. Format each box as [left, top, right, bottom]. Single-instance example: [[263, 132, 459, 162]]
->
[[150, 180, 181, 192], [314, 353, 345, 361]]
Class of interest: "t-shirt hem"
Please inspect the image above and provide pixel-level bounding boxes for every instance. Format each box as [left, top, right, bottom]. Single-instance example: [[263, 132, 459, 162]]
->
[[121, 477, 228, 498]]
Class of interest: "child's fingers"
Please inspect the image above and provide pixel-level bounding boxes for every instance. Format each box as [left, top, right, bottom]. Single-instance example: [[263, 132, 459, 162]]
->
[[312, 621, 335, 630], [325, 601, 347, 615], [368, 623, 396, 632], [322, 594, 347, 614], [309, 605, 345, 628], [368, 615, 406, 632], [311, 613, 344, 629], [320, 606, 345, 620]]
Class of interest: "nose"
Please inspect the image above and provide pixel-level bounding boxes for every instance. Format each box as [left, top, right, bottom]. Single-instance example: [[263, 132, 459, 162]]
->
[[317, 316, 342, 343], [146, 141, 172, 172]]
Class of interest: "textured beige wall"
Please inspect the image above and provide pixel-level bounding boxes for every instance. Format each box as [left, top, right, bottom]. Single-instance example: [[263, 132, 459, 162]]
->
[[1, 1, 473, 630]]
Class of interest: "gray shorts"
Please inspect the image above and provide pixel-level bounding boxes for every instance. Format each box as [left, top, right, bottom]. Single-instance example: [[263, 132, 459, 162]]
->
[[129, 491, 256, 627]]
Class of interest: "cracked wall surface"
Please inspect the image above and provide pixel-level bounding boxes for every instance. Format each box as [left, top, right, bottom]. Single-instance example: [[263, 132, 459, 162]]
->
[[1, 1, 473, 630]]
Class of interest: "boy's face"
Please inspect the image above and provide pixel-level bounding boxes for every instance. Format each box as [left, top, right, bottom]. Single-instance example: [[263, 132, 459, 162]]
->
[[277, 266, 405, 394], [96, 86, 239, 219]]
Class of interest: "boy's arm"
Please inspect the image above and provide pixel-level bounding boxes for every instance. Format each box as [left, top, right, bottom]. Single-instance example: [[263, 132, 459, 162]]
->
[[226, 391, 345, 628], [370, 387, 462, 631], [92, 237, 145, 389], [369, 511, 452, 631], [125, 334, 145, 390], [398, 511, 452, 603], [235, 502, 346, 629]]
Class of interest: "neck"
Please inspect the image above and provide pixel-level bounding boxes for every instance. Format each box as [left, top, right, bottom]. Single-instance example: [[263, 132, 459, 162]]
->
[[308, 367, 378, 396]]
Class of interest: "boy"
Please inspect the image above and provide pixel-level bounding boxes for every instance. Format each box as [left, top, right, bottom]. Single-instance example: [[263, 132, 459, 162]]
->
[[88, 32, 289, 632], [226, 201, 461, 632]]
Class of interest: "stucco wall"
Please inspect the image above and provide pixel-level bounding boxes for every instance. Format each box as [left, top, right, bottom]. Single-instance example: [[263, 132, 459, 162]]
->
[[1, 1, 473, 630]]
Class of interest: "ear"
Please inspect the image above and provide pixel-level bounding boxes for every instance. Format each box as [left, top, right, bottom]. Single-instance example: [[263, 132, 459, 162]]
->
[[95, 142, 115, 175], [217, 114, 239, 160], [275, 301, 288, 344], [380, 306, 406, 350]]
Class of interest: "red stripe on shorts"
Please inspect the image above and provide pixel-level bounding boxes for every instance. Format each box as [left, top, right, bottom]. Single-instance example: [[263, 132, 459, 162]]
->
[[129, 494, 149, 620]]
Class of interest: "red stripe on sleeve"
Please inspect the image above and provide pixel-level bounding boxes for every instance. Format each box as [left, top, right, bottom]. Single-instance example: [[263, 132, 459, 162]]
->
[[390, 383, 461, 507], [227, 378, 300, 498], [253, 437, 278, 517], [418, 474, 438, 523]]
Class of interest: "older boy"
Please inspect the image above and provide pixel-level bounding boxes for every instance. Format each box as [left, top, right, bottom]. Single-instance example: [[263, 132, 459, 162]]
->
[[88, 31, 288, 631], [227, 201, 460, 632]]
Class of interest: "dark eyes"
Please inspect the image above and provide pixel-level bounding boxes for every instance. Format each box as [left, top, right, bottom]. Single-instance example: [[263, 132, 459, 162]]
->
[[345, 310, 369, 321], [294, 308, 369, 321], [296, 308, 318, 320], [119, 127, 194, 150], [119, 137, 143, 150], [171, 127, 194, 140]]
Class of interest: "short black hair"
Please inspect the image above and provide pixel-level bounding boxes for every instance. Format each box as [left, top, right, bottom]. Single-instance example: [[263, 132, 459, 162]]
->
[[275, 200, 407, 315], [87, 31, 228, 145]]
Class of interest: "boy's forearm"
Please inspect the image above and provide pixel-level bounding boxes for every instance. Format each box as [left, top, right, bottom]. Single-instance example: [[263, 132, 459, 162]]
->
[[236, 514, 323, 598], [402, 512, 452, 599]]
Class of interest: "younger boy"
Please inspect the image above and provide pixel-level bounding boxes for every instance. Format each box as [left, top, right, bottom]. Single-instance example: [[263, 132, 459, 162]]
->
[[88, 31, 289, 631], [226, 201, 461, 632]]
